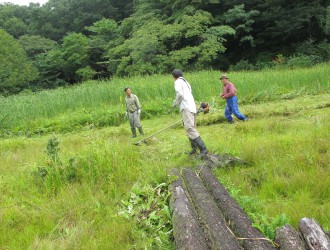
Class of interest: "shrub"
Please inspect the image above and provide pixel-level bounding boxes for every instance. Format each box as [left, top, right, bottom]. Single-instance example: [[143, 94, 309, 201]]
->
[[287, 54, 321, 68], [230, 60, 255, 71], [32, 137, 79, 195]]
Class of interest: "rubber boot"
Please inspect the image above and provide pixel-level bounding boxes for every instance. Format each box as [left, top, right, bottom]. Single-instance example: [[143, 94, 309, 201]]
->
[[187, 138, 197, 155], [131, 128, 137, 138], [138, 126, 144, 135], [194, 136, 208, 158]]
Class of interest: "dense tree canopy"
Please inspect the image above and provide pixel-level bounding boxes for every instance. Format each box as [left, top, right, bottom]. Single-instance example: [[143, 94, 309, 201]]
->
[[0, 29, 38, 94], [0, 0, 328, 94]]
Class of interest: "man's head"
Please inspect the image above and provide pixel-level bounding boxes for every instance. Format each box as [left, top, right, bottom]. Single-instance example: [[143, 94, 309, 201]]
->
[[124, 87, 132, 96], [220, 75, 229, 84], [172, 69, 183, 79]]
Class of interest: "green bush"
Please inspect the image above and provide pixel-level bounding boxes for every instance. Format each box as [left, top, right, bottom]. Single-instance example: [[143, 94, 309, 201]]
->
[[230, 60, 255, 71], [287, 54, 321, 68], [32, 137, 79, 196]]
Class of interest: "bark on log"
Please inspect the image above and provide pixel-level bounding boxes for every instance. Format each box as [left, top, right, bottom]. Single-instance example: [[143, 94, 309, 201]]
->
[[182, 168, 242, 250], [169, 177, 209, 250], [197, 165, 275, 250], [275, 224, 307, 250], [299, 218, 330, 250]]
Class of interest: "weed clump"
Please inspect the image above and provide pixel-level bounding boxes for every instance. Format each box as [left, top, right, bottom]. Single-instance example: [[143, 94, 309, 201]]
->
[[119, 182, 173, 249], [32, 137, 79, 195]]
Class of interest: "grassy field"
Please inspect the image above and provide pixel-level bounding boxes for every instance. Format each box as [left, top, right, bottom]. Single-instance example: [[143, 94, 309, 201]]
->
[[0, 64, 329, 249]]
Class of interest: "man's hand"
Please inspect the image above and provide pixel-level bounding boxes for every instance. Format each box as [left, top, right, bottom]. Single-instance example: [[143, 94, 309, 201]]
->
[[137, 109, 141, 114]]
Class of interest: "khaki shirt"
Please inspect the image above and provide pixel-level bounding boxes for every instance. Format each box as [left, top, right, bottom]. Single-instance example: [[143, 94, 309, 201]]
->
[[125, 94, 141, 113]]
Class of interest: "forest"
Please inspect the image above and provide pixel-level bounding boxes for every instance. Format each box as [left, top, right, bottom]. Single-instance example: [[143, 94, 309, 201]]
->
[[0, 0, 329, 94]]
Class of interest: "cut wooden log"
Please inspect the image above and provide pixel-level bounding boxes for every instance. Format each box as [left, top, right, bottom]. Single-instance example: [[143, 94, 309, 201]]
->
[[197, 165, 275, 250], [169, 177, 209, 250], [182, 168, 242, 249], [275, 224, 307, 250], [299, 218, 330, 250]]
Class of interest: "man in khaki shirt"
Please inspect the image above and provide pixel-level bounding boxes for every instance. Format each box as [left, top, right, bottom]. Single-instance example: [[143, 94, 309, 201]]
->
[[124, 87, 144, 138]]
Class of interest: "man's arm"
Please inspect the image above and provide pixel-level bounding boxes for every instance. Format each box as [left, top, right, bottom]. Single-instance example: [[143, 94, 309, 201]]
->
[[173, 81, 183, 107], [135, 95, 141, 109]]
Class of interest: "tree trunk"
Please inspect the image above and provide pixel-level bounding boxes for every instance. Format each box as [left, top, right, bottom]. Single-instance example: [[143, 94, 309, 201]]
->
[[169, 177, 209, 250], [299, 218, 330, 250], [197, 165, 275, 250], [182, 168, 242, 249], [275, 224, 308, 250]]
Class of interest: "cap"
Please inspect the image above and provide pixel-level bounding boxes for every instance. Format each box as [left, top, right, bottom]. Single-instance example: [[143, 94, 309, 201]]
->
[[220, 75, 229, 80], [172, 69, 183, 78]]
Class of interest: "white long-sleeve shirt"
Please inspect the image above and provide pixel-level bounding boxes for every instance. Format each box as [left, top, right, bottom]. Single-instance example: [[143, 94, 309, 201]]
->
[[173, 77, 197, 113]]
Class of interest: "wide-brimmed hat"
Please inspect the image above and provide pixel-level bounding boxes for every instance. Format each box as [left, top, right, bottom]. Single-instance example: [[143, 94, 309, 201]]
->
[[220, 75, 229, 80]]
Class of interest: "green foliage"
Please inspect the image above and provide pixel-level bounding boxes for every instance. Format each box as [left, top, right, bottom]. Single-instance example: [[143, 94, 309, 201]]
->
[[86, 18, 117, 35], [0, 29, 39, 94], [230, 59, 255, 71], [1, 16, 28, 38], [45, 137, 61, 163], [326, 6, 330, 35], [0, 78, 329, 247], [33, 137, 79, 196], [35, 32, 91, 85], [251, 213, 288, 241], [35, 48, 67, 88], [1, 63, 329, 136], [223, 4, 259, 47], [287, 55, 320, 68], [76, 66, 96, 81], [119, 182, 173, 248], [222, 180, 288, 240], [1, 0, 329, 93], [61, 33, 90, 80], [18, 35, 57, 59]]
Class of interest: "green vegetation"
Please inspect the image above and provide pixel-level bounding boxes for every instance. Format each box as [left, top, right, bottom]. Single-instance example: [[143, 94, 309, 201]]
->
[[0, 0, 329, 93], [0, 65, 329, 248], [1, 63, 329, 136]]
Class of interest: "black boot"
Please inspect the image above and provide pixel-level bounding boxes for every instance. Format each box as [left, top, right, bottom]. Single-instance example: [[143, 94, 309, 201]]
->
[[194, 136, 208, 158], [187, 138, 198, 155], [138, 126, 144, 135], [131, 128, 137, 138]]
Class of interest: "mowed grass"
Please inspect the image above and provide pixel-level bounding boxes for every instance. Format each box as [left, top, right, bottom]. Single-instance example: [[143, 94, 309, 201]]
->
[[0, 63, 329, 135], [209, 96, 330, 229], [0, 64, 329, 248]]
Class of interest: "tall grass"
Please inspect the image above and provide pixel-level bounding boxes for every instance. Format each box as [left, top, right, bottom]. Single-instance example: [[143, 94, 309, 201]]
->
[[0, 65, 329, 248], [0, 63, 329, 134], [0, 126, 180, 248]]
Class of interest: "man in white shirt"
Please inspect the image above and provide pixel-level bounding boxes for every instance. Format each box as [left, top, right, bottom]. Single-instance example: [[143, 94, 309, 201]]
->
[[172, 69, 208, 158]]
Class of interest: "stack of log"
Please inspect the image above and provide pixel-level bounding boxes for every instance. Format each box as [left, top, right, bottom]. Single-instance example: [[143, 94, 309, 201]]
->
[[169, 153, 330, 250], [276, 219, 330, 250]]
